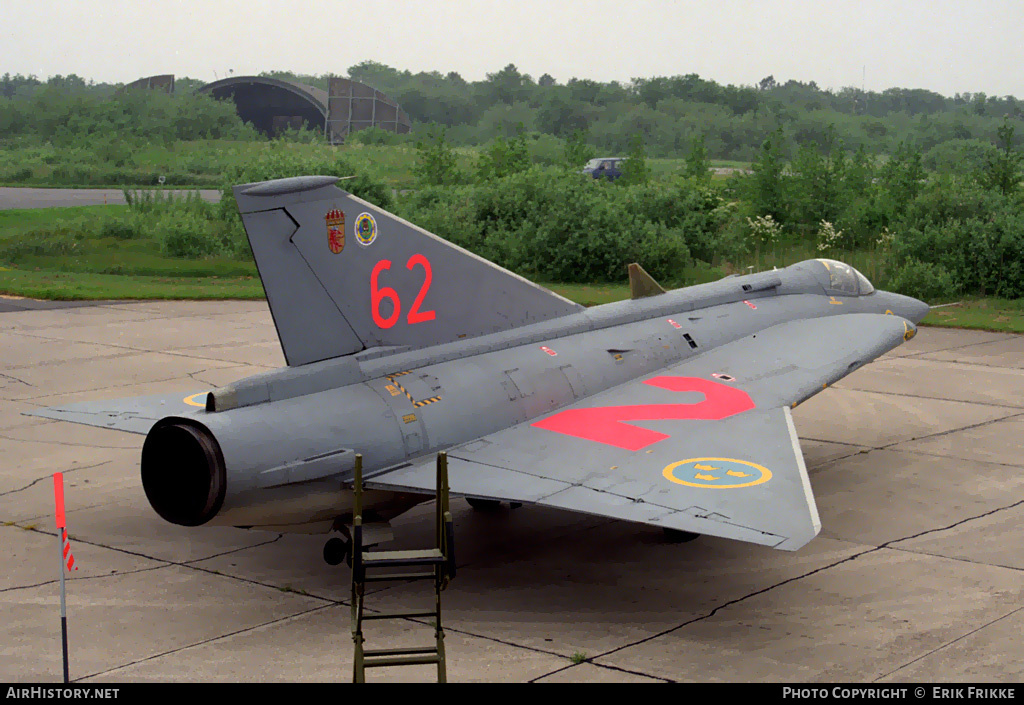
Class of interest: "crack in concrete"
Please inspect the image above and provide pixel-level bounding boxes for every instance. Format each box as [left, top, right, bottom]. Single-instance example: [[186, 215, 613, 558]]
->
[[185, 369, 221, 388], [0, 372, 33, 387], [78, 602, 336, 682], [0, 563, 171, 594], [887, 545, 1024, 574], [0, 460, 111, 498], [879, 411, 1024, 450], [180, 534, 287, 564], [800, 410, 1024, 465], [873, 604, 1024, 681], [528, 492, 1024, 683]]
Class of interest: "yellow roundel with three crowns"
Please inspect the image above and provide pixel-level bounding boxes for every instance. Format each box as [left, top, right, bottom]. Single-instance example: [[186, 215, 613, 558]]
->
[[663, 457, 772, 489]]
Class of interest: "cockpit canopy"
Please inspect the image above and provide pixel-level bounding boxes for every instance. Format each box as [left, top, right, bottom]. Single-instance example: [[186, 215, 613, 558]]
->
[[816, 259, 874, 296]]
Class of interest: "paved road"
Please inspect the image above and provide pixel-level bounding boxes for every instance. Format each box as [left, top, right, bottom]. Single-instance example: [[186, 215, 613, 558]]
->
[[0, 187, 220, 210], [2, 301, 1023, 682]]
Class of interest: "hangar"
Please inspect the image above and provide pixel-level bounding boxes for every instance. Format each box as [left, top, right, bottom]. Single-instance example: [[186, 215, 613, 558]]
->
[[197, 75, 412, 143], [129, 74, 412, 143]]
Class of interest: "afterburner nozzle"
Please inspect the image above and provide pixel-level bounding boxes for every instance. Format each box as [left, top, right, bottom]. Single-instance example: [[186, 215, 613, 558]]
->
[[142, 420, 226, 526]]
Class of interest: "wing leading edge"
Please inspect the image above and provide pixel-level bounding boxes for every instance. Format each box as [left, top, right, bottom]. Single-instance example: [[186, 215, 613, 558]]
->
[[368, 313, 915, 551]]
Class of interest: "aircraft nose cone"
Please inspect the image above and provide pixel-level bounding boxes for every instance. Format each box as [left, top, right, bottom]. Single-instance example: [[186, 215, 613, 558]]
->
[[884, 293, 930, 324], [905, 296, 931, 324]]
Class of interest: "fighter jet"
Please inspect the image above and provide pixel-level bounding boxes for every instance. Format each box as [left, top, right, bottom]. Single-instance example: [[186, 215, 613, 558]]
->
[[33, 175, 930, 562]]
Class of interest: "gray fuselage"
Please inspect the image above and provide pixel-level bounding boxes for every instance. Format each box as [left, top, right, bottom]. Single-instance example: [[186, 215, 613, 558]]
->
[[140, 260, 928, 532]]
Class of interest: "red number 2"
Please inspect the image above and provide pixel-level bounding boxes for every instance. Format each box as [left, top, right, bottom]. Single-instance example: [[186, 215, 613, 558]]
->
[[531, 376, 755, 451], [406, 254, 436, 324], [371, 254, 436, 329]]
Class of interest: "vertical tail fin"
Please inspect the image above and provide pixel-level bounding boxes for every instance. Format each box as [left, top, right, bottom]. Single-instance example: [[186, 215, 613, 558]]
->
[[234, 176, 584, 366]]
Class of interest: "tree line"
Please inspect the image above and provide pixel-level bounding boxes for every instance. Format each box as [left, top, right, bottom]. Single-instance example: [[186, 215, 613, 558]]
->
[[4, 65, 1024, 163]]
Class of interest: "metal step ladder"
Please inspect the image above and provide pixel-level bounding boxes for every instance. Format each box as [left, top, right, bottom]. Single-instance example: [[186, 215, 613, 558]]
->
[[350, 452, 456, 683]]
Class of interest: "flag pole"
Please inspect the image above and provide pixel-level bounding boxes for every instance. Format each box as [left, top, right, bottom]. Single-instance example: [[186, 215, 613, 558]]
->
[[53, 473, 69, 684]]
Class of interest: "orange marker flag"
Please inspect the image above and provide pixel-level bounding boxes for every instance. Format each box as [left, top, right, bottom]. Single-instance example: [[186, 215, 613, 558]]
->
[[53, 473, 66, 529], [53, 474, 77, 571], [53, 472, 74, 683]]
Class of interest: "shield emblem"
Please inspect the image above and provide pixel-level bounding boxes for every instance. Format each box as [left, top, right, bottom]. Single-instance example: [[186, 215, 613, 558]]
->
[[326, 209, 345, 254]]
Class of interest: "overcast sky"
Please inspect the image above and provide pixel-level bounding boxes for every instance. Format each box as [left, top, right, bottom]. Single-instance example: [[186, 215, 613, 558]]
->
[[3, 0, 1022, 97]]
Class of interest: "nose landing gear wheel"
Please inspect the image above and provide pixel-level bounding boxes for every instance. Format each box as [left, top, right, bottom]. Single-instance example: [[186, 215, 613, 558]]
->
[[663, 528, 700, 543], [323, 536, 351, 566], [466, 497, 502, 512]]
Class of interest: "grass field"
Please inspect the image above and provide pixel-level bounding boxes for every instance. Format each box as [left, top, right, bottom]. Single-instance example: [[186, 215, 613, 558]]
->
[[0, 202, 1021, 334]]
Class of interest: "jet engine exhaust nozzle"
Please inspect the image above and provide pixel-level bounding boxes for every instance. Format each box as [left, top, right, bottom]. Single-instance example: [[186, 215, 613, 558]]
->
[[142, 421, 226, 527]]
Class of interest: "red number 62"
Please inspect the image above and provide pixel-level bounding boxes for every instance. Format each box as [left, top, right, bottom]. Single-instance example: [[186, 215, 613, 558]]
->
[[371, 254, 436, 329]]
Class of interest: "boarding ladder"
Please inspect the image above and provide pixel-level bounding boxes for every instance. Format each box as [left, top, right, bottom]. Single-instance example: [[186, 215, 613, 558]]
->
[[350, 452, 456, 683]]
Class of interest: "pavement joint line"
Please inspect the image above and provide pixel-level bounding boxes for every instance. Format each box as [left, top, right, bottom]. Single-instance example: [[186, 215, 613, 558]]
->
[[9, 366, 252, 403], [886, 544, 1024, 574], [902, 333, 1019, 359], [534, 657, 674, 683], [0, 430, 137, 450], [1, 328, 275, 370], [884, 354, 1024, 374], [531, 491, 1024, 683], [805, 407, 1024, 463], [831, 386, 1024, 411], [872, 604, 1024, 682], [3, 350, 143, 372], [915, 357, 1024, 372], [878, 410, 1024, 450], [888, 445, 1024, 471], [77, 602, 338, 683], [0, 460, 111, 498], [0, 563, 172, 594], [4, 522, 325, 601]]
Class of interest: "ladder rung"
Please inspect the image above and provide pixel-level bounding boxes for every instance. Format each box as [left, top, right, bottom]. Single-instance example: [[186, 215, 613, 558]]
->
[[363, 655, 441, 668], [362, 610, 438, 621], [361, 548, 445, 567], [364, 646, 438, 657], [363, 571, 437, 582]]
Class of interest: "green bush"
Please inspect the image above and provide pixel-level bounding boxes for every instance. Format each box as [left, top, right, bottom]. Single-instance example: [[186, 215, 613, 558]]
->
[[0, 166, 32, 182], [98, 213, 144, 240], [0, 227, 84, 262], [888, 260, 959, 302], [892, 179, 1024, 298], [155, 210, 230, 258], [396, 169, 711, 283]]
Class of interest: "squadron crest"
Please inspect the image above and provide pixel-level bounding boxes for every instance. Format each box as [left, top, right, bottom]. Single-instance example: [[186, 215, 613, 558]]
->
[[326, 208, 346, 254]]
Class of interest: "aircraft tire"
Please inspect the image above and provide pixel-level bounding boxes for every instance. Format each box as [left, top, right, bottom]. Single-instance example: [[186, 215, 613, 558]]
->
[[323, 536, 351, 566], [466, 497, 502, 512], [663, 528, 700, 543]]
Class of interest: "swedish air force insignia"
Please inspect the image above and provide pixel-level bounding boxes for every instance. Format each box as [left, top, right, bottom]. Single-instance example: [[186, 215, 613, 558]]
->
[[326, 209, 345, 254], [663, 457, 772, 489], [354, 212, 377, 246]]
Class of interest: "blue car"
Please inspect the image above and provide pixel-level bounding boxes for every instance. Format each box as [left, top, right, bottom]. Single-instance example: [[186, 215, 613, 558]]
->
[[582, 157, 625, 181]]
